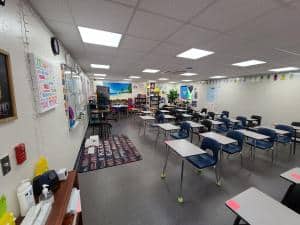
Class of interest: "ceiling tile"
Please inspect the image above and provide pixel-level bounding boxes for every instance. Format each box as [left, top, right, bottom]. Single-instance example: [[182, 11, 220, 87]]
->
[[29, 0, 73, 23], [127, 10, 183, 41], [139, 0, 215, 22], [191, 0, 279, 32], [46, 20, 80, 42], [166, 24, 220, 47], [111, 0, 138, 7], [70, 0, 134, 33], [119, 35, 160, 53]]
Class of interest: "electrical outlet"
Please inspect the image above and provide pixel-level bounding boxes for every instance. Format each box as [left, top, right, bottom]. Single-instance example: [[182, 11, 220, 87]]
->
[[1, 155, 11, 176]]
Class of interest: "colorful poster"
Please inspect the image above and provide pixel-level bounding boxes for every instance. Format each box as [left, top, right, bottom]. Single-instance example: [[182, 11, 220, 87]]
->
[[103, 82, 132, 99], [29, 54, 58, 113], [207, 86, 217, 102], [180, 85, 193, 100]]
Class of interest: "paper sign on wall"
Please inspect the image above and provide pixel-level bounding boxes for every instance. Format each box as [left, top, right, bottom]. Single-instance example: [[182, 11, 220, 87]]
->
[[28, 53, 58, 113]]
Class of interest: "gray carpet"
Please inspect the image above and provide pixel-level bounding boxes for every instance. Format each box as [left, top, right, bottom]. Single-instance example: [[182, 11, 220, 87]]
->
[[79, 118, 300, 225]]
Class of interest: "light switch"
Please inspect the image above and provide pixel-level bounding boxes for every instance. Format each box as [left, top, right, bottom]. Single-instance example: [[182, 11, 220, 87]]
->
[[1, 155, 11, 176]]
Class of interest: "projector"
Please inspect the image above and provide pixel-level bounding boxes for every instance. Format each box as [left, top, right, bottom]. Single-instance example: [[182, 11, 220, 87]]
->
[[0, 0, 5, 6]]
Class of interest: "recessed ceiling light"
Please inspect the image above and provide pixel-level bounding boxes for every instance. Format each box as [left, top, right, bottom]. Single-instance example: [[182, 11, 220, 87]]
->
[[148, 80, 156, 82], [94, 77, 105, 80], [232, 60, 266, 67], [169, 81, 177, 84], [181, 72, 198, 76], [91, 64, 110, 69], [129, 76, 140, 79], [269, 67, 300, 72], [176, 48, 214, 60], [158, 78, 169, 81], [123, 78, 132, 81], [94, 74, 107, 77], [181, 79, 193, 82], [142, 69, 160, 73], [78, 26, 122, 47], [210, 75, 227, 79]]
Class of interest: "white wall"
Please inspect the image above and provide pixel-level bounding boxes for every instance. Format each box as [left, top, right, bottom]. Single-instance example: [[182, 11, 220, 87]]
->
[[0, 0, 88, 215], [196, 74, 300, 125]]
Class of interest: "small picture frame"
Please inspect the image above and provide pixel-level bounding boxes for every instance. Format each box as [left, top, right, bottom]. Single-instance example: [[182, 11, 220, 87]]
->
[[0, 49, 17, 123]]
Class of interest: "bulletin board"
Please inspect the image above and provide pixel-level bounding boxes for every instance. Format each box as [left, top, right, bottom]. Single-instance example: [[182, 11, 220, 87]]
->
[[28, 53, 58, 113]]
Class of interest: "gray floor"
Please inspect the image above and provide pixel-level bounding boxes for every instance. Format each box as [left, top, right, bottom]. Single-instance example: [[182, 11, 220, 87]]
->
[[79, 118, 300, 225]]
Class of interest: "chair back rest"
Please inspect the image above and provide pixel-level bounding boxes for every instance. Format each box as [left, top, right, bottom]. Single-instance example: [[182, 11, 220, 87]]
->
[[227, 131, 244, 147], [257, 128, 276, 142], [201, 119, 212, 131], [207, 112, 215, 120], [251, 115, 262, 125], [221, 111, 229, 118], [201, 108, 207, 114], [275, 124, 293, 138], [236, 116, 247, 127], [221, 117, 230, 129], [180, 122, 191, 135], [200, 137, 220, 162], [291, 122, 300, 127], [157, 113, 165, 123]]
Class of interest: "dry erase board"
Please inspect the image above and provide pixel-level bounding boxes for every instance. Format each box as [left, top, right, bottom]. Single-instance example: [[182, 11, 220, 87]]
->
[[29, 53, 58, 113]]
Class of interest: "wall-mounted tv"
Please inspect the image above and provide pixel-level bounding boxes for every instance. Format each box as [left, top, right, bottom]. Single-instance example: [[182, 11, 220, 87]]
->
[[180, 85, 193, 100]]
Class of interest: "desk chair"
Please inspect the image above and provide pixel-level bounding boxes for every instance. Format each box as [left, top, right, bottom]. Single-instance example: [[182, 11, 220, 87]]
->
[[186, 137, 221, 185], [200, 108, 207, 114], [151, 112, 165, 128], [191, 119, 212, 143], [221, 110, 229, 118], [207, 111, 215, 120], [234, 116, 248, 129], [175, 114, 184, 125], [249, 115, 262, 127], [191, 112, 201, 122], [246, 127, 276, 163], [291, 122, 300, 144], [170, 122, 191, 140], [275, 124, 294, 157], [216, 117, 231, 134], [222, 131, 244, 165]]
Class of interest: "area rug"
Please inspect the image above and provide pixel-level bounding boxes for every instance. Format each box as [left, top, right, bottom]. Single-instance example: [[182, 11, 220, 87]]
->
[[77, 135, 142, 173]]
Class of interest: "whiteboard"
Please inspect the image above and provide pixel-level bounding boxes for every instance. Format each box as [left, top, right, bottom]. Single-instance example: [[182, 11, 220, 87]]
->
[[28, 53, 58, 113]]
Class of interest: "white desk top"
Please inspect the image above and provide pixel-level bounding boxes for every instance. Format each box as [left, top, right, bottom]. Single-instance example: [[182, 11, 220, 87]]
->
[[141, 111, 152, 114], [159, 110, 170, 113], [139, 116, 155, 120], [229, 118, 239, 123], [280, 168, 300, 184], [164, 115, 176, 119], [165, 139, 206, 157], [112, 104, 128, 108], [247, 118, 258, 121], [184, 121, 204, 128], [197, 112, 207, 117], [207, 119, 223, 125], [176, 109, 187, 112], [200, 132, 237, 145], [237, 129, 269, 140], [182, 113, 192, 118], [157, 123, 180, 131], [255, 126, 290, 135], [226, 187, 300, 225]]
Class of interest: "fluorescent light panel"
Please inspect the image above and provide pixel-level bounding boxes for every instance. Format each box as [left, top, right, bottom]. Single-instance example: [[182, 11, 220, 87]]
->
[[123, 78, 132, 81], [176, 48, 214, 60], [78, 26, 122, 47], [210, 75, 227, 79], [169, 81, 177, 84], [158, 78, 168, 81], [181, 79, 193, 82], [269, 67, 299, 72], [95, 77, 105, 80], [181, 72, 198, 76], [94, 74, 106, 77], [91, 64, 110, 69], [129, 76, 140, 79], [232, 60, 266, 67], [143, 69, 160, 73]]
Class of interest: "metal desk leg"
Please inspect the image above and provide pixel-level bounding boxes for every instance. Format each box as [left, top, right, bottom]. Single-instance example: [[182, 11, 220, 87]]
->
[[293, 129, 296, 155], [161, 145, 170, 179], [155, 128, 160, 148], [178, 159, 185, 203], [144, 121, 147, 136]]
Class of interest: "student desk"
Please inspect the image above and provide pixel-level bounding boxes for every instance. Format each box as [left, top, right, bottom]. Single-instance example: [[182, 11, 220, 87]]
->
[[206, 119, 223, 129], [184, 121, 204, 129], [281, 168, 300, 184], [182, 113, 192, 120], [161, 139, 206, 203], [159, 110, 170, 114], [237, 129, 269, 160], [164, 115, 176, 120], [141, 110, 153, 115], [255, 126, 290, 135], [274, 124, 300, 155], [176, 109, 187, 113], [155, 123, 180, 147], [139, 116, 155, 135], [225, 187, 300, 225], [229, 118, 239, 124]]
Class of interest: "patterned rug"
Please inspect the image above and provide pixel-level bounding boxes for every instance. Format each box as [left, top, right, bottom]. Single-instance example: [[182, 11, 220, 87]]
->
[[77, 135, 142, 173]]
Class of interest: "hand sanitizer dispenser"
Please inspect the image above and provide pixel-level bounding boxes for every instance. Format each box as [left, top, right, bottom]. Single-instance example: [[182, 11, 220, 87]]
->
[[17, 180, 35, 217], [39, 185, 54, 205]]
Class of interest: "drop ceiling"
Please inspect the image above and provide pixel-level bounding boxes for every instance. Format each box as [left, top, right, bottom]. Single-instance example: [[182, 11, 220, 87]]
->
[[29, 0, 300, 81]]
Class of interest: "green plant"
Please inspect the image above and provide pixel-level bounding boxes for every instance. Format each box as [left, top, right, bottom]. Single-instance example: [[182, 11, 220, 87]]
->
[[167, 89, 179, 103]]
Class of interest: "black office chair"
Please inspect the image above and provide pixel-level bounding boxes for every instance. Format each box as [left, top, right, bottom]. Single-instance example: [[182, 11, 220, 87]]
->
[[200, 108, 207, 114], [249, 115, 262, 127]]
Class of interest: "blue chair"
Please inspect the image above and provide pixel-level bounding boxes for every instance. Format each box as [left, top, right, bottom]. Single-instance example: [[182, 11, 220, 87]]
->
[[186, 137, 221, 185], [234, 116, 248, 129], [246, 128, 276, 162], [216, 117, 231, 134], [221, 110, 229, 118], [275, 124, 294, 156], [170, 122, 191, 139], [151, 112, 165, 127], [222, 131, 244, 165]]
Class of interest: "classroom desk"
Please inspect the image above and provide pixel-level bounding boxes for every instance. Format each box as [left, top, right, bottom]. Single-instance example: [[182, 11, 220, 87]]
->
[[176, 109, 187, 113], [182, 113, 192, 120], [184, 121, 204, 129], [155, 123, 180, 147], [274, 124, 300, 155], [229, 118, 240, 124], [139, 116, 155, 135], [236, 129, 269, 160], [161, 139, 206, 203], [281, 168, 300, 184], [159, 110, 170, 114], [141, 110, 153, 115], [164, 115, 176, 121], [255, 126, 290, 135], [206, 119, 223, 129], [225, 187, 300, 225]]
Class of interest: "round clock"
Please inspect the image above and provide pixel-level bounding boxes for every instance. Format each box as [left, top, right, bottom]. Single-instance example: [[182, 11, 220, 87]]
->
[[51, 37, 60, 55]]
